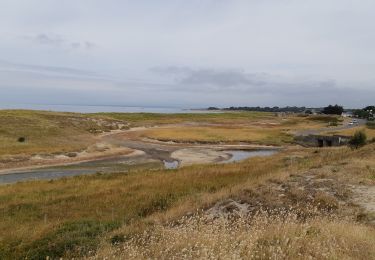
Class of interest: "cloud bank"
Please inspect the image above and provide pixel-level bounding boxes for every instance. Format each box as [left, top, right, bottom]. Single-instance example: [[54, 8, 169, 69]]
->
[[0, 0, 374, 108]]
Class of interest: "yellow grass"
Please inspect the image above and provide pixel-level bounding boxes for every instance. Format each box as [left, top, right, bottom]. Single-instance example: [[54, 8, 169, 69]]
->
[[107, 213, 375, 260], [0, 110, 368, 259], [137, 115, 333, 145], [94, 111, 276, 126], [0, 153, 288, 259], [1, 143, 374, 258], [0, 110, 127, 157], [140, 126, 292, 145], [324, 126, 375, 139]]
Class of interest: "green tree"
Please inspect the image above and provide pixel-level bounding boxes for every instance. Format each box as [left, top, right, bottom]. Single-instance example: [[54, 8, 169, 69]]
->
[[349, 130, 367, 149], [322, 104, 344, 115]]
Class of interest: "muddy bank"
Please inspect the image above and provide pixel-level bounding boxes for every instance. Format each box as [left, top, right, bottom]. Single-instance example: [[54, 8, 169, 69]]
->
[[0, 148, 280, 184], [0, 127, 282, 184]]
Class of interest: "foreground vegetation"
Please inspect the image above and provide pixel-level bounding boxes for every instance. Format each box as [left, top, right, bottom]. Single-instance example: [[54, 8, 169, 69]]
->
[[114, 212, 375, 259], [0, 142, 374, 259], [0, 152, 287, 258]]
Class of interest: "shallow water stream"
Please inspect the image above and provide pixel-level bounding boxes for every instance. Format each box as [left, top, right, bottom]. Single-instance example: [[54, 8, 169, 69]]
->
[[222, 149, 278, 163], [0, 149, 278, 184]]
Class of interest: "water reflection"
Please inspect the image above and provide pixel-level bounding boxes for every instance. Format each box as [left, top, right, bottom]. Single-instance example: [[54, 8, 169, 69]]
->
[[222, 150, 278, 164], [164, 160, 179, 169]]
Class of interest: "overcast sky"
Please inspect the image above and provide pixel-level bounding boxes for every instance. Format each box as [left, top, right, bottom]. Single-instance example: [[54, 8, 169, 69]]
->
[[0, 0, 374, 108]]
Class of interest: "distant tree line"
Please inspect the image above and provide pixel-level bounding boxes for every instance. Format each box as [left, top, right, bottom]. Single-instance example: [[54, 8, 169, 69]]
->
[[208, 104, 374, 121], [220, 106, 308, 113], [353, 106, 375, 120]]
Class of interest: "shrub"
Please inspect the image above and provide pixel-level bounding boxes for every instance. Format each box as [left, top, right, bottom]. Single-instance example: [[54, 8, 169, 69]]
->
[[17, 137, 26, 142], [349, 130, 367, 149]]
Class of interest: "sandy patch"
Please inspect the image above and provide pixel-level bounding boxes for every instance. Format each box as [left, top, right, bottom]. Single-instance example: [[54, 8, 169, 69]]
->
[[171, 148, 230, 166], [351, 185, 375, 214]]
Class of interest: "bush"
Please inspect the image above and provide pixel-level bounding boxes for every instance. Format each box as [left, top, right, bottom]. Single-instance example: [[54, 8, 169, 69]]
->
[[349, 130, 367, 149], [17, 137, 26, 142]]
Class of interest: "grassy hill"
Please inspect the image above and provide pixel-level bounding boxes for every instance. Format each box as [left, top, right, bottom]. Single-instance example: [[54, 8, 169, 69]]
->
[[0, 143, 374, 259]]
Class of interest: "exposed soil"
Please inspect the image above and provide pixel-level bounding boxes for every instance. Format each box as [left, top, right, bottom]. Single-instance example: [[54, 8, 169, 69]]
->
[[351, 185, 375, 223], [171, 148, 231, 166], [206, 163, 375, 226]]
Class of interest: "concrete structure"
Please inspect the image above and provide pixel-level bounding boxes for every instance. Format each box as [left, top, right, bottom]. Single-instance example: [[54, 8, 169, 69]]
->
[[295, 134, 350, 147]]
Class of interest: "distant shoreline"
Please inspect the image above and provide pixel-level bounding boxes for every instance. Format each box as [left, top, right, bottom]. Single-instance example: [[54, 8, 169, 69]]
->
[[0, 104, 196, 113]]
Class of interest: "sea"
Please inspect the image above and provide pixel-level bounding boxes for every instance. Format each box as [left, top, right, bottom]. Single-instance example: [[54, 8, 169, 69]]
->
[[0, 103, 211, 114]]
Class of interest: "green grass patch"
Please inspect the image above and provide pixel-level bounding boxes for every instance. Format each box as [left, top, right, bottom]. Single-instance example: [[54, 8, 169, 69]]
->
[[23, 220, 119, 259]]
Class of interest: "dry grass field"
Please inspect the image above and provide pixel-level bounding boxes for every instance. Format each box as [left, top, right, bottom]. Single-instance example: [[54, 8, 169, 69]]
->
[[93, 143, 375, 260], [1, 110, 372, 259], [0, 110, 336, 159], [111, 213, 375, 259], [139, 126, 292, 145], [0, 110, 125, 157], [136, 115, 338, 145], [0, 143, 374, 259], [93, 111, 276, 126], [324, 125, 375, 139], [0, 151, 287, 259]]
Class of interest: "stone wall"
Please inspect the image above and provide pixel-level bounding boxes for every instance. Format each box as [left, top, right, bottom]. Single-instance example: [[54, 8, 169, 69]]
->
[[294, 135, 350, 147]]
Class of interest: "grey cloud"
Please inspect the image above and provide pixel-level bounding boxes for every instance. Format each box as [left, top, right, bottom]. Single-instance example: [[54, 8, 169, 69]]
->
[[84, 41, 96, 50], [1, 1, 375, 108], [150, 66, 375, 108], [35, 33, 64, 46], [0, 60, 99, 78], [21, 33, 96, 50], [71, 42, 81, 49], [152, 67, 267, 87], [181, 69, 266, 87], [152, 66, 334, 94]]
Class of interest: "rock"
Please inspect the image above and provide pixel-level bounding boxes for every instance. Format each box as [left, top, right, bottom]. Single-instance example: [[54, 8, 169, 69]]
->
[[66, 152, 77, 158]]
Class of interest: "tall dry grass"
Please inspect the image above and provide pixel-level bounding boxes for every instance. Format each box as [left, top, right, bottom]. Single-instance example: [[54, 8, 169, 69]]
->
[[0, 153, 289, 259], [96, 210, 375, 260]]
